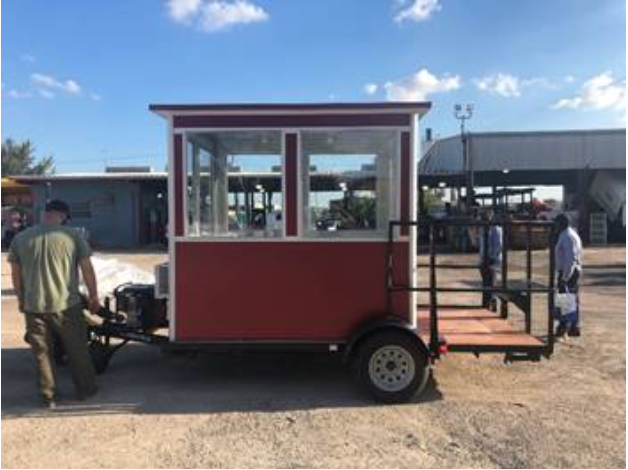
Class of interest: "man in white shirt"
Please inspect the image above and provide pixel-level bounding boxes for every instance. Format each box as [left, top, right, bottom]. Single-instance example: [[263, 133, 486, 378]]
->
[[554, 214, 583, 338]]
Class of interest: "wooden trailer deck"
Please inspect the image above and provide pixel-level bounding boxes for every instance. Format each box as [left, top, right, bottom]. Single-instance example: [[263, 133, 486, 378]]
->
[[417, 309, 544, 351]]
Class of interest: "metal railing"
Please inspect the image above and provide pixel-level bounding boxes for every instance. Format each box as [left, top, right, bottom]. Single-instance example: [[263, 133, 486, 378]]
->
[[386, 218, 556, 358]]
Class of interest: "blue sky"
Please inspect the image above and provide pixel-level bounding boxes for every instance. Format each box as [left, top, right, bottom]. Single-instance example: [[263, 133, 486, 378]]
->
[[2, 0, 626, 173]]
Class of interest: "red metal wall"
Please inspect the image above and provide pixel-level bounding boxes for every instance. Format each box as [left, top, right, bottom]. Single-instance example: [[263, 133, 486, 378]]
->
[[174, 241, 410, 341], [173, 113, 411, 129]]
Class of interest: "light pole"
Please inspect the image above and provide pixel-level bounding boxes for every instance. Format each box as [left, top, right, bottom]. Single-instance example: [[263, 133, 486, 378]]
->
[[454, 103, 474, 213]]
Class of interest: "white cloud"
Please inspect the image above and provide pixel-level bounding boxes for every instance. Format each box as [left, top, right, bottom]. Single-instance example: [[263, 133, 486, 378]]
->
[[201, 0, 268, 31], [167, 0, 268, 32], [90, 92, 102, 101], [363, 83, 379, 95], [38, 89, 55, 99], [167, 0, 202, 23], [5, 89, 33, 99], [20, 54, 35, 63], [521, 76, 556, 90], [65, 80, 82, 94], [395, 0, 441, 23], [384, 68, 460, 101], [31, 73, 57, 88], [552, 72, 626, 110], [564, 75, 576, 84], [474, 73, 521, 98], [31, 73, 82, 95]]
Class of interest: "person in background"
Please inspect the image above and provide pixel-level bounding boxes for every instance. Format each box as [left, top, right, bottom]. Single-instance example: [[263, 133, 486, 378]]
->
[[8, 200, 100, 409], [2, 209, 26, 250], [554, 213, 583, 338], [478, 211, 503, 311]]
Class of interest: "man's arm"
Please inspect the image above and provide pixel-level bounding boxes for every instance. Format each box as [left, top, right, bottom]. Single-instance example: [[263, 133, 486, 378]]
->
[[555, 232, 577, 283], [79, 257, 101, 314], [564, 232, 579, 281], [9, 262, 24, 311], [490, 227, 503, 262]]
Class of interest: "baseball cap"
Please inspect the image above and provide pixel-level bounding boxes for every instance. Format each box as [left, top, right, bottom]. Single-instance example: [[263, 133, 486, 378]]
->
[[45, 199, 71, 220]]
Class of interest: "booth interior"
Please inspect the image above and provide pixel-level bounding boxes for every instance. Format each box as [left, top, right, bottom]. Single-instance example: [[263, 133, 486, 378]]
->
[[185, 129, 399, 238]]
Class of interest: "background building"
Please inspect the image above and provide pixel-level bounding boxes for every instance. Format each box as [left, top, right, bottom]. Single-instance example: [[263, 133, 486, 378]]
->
[[419, 128, 626, 243], [14, 169, 168, 249]]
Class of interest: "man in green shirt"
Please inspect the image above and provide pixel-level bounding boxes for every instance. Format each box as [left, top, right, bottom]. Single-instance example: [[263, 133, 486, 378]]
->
[[9, 200, 100, 409]]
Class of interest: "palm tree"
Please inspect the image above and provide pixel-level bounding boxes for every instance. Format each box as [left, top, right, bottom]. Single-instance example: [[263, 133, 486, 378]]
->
[[1, 139, 54, 176]]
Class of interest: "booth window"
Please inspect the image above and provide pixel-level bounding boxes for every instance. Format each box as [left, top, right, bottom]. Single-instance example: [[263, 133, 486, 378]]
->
[[185, 131, 283, 238], [301, 129, 398, 237]]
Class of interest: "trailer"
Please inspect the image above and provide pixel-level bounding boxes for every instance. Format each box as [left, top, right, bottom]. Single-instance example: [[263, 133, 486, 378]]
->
[[86, 102, 557, 403]]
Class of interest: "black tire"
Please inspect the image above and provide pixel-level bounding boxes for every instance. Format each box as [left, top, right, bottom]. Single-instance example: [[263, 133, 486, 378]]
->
[[88, 341, 111, 375], [353, 331, 429, 404]]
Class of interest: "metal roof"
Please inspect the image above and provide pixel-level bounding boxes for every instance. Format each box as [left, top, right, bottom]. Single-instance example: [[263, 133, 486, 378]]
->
[[12, 172, 168, 183], [420, 128, 626, 175], [149, 101, 431, 115]]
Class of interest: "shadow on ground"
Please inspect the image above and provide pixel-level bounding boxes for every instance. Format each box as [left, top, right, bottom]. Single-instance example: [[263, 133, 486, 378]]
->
[[582, 267, 626, 287], [2, 345, 443, 419]]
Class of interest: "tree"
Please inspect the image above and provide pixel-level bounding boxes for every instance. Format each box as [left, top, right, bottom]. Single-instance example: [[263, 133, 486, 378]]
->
[[330, 192, 376, 229], [423, 190, 445, 213], [1, 139, 54, 176]]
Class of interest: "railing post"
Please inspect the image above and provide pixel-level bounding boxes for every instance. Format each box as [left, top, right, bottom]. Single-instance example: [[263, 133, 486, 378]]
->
[[385, 222, 395, 313], [500, 221, 509, 319], [428, 223, 439, 355], [547, 227, 556, 355], [525, 223, 533, 333], [481, 221, 490, 309]]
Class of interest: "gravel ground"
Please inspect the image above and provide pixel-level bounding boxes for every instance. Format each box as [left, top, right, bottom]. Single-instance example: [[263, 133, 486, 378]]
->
[[1, 247, 625, 468]]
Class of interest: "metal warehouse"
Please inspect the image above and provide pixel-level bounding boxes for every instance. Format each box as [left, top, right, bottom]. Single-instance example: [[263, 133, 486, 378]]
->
[[419, 128, 626, 242]]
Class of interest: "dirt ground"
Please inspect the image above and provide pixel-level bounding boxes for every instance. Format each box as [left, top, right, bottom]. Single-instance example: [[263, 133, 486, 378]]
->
[[1, 247, 625, 468]]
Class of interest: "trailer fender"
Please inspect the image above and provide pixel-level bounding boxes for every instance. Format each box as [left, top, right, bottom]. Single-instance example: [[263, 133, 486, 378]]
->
[[342, 315, 428, 364]]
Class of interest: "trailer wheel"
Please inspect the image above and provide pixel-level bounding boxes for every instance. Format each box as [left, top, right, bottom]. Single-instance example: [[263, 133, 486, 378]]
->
[[354, 332, 429, 403], [88, 341, 111, 375]]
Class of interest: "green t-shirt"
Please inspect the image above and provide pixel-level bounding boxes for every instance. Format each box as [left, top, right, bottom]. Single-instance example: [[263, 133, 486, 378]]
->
[[8, 224, 92, 313]]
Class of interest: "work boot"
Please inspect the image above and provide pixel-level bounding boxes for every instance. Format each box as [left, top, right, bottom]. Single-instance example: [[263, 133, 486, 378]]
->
[[568, 327, 581, 337], [555, 324, 567, 339], [42, 397, 57, 410]]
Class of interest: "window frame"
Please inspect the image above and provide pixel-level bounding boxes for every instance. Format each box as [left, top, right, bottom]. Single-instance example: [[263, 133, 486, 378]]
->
[[182, 129, 286, 240], [299, 128, 401, 240]]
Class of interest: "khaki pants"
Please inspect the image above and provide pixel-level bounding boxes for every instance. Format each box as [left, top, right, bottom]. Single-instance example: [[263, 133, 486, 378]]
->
[[25, 304, 97, 400]]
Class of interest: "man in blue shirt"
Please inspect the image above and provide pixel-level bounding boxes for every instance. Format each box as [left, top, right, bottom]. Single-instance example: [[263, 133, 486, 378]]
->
[[478, 212, 503, 311], [554, 214, 583, 337]]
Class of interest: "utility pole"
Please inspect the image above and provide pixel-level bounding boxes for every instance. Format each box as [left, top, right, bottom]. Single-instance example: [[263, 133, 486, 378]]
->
[[454, 103, 474, 213]]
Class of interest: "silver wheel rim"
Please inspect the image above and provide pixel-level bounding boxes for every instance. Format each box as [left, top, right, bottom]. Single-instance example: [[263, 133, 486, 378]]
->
[[368, 345, 416, 392]]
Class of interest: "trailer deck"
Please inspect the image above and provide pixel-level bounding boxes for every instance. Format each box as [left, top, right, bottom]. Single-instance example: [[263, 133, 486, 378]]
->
[[417, 308, 544, 351]]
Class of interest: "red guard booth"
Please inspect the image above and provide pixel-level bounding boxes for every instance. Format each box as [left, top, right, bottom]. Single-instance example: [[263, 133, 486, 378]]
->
[[150, 102, 430, 401]]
